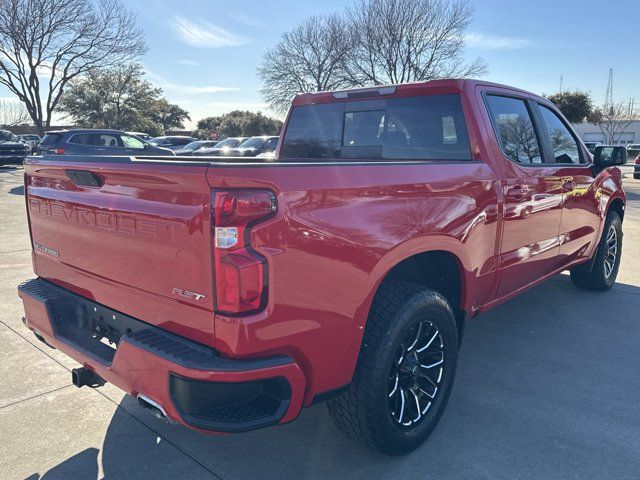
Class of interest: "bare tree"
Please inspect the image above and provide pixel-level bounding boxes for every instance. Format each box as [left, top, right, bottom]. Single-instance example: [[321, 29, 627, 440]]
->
[[0, 0, 146, 135], [346, 0, 486, 86], [259, 0, 486, 113], [588, 102, 640, 145], [0, 98, 30, 127], [258, 14, 353, 115], [500, 116, 541, 164]]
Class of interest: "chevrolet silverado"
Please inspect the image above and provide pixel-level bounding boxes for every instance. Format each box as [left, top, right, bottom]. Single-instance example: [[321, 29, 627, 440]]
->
[[19, 80, 626, 455]]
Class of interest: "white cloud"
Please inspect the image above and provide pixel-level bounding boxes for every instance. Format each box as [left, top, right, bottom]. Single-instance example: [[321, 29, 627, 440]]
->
[[174, 59, 199, 66], [464, 33, 533, 50], [170, 16, 248, 48], [145, 69, 240, 95], [228, 13, 267, 29], [206, 101, 270, 111]]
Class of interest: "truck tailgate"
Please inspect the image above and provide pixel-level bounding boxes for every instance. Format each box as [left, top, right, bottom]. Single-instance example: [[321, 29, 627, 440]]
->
[[24, 157, 215, 345]]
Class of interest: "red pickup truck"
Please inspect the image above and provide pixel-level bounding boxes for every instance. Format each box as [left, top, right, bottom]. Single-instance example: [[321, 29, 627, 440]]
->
[[19, 80, 626, 455]]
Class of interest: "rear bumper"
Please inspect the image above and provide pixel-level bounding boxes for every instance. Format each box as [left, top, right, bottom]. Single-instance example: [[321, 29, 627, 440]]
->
[[18, 278, 306, 433]]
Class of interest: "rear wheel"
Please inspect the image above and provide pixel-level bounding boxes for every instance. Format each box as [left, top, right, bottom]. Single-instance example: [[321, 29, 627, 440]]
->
[[570, 211, 622, 291], [327, 281, 458, 455]]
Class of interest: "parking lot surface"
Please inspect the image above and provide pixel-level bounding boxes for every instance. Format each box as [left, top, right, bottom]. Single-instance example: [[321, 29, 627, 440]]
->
[[1, 164, 639, 479]]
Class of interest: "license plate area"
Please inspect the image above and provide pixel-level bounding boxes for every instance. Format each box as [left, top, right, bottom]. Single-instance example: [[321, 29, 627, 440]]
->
[[47, 288, 151, 365]]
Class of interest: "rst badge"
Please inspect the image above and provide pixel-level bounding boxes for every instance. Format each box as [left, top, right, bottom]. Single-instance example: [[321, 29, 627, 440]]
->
[[172, 288, 206, 301]]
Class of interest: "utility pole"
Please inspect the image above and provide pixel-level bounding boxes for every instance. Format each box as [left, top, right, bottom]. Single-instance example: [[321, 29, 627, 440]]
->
[[559, 74, 563, 93]]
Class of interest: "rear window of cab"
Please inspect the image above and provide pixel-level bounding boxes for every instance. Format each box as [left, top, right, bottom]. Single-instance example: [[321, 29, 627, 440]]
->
[[279, 94, 471, 162]]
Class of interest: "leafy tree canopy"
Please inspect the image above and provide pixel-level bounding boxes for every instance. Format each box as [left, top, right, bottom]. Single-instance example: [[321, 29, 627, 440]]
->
[[546, 90, 593, 124], [59, 64, 189, 136], [197, 111, 282, 138]]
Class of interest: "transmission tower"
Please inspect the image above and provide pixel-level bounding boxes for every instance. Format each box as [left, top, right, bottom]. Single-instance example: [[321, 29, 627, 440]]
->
[[605, 68, 613, 109]]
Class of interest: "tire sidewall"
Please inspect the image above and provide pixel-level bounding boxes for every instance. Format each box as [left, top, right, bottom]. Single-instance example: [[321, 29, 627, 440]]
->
[[360, 291, 458, 453], [599, 212, 623, 289]]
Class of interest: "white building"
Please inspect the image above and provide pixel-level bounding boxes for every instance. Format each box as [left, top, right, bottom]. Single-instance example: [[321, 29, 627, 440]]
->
[[572, 121, 640, 146]]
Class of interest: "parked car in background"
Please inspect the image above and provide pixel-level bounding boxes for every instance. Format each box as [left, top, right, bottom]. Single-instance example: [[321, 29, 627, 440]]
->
[[173, 140, 218, 156], [584, 141, 602, 154], [17, 134, 41, 153], [255, 151, 276, 160], [126, 132, 153, 141], [228, 136, 279, 157], [148, 136, 197, 151], [626, 144, 640, 160], [37, 129, 175, 156], [634, 155, 640, 179], [195, 137, 247, 156], [0, 130, 31, 164]]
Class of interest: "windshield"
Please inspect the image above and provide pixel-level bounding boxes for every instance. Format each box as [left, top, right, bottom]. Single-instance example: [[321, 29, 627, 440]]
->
[[239, 137, 266, 149], [0, 130, 18, 142], [215, 138, 240, 148], [183, 141, 203, 150]]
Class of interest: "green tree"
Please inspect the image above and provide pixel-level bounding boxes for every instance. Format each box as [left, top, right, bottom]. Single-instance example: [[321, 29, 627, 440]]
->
[[59, 64, 189, 135], [197, 111, 282, 138], [150, 99, 191, 133], [546, 90, 593, 123]]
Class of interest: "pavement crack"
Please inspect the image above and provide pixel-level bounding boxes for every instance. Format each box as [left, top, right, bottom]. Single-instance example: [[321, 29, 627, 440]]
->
[[0, 385, 72, 410]]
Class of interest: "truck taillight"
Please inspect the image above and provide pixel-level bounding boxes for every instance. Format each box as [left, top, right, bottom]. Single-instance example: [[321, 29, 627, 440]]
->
[[212, 190, 276, 315]]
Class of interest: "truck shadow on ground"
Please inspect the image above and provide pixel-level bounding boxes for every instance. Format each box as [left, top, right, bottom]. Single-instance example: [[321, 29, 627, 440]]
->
[[27, 275, 640, 480], [8, 185, 24, 195]]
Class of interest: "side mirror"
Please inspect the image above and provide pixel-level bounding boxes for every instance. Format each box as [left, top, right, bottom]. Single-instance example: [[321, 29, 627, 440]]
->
[[593, 146, 626, 167]]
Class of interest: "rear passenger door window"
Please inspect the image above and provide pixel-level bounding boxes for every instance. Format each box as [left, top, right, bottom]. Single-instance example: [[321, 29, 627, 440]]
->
[[537, 105, 582, 164], [95, 134, 122, 148], [485, 95, 543, 165]]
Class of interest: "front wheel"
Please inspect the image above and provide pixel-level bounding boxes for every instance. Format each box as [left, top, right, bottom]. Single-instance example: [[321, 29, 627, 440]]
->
[[570, 211, 622, 291], [327, 281, 458, 455]]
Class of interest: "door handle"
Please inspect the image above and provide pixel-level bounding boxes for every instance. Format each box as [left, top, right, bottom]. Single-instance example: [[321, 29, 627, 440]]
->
[[65, 169, 103, 187], [563, 178, 575, 191]]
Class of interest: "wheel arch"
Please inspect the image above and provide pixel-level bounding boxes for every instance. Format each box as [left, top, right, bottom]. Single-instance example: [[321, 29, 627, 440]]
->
[[607, 195, 625, 221], [362, 245, 470, 346]]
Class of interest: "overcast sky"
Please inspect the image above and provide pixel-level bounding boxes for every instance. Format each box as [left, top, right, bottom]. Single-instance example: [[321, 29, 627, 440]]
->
[[2, 0, 639, 128]]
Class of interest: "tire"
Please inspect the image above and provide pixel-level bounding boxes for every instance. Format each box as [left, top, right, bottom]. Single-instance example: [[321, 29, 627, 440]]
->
[[570, 211, 622, 291], [634, 173, 640, 180], [327, 281, 458, 455]]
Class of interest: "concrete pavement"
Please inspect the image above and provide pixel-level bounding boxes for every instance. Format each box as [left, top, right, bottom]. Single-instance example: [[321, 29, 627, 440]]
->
[[1, 164, 639, 479]]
